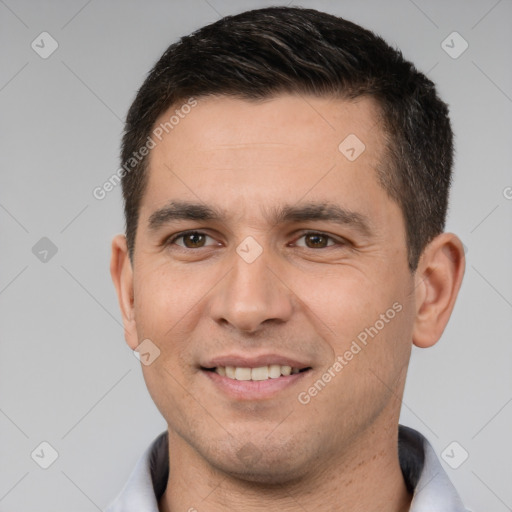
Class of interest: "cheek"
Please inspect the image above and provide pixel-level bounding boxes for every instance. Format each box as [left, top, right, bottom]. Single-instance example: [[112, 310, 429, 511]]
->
[[296, 266, 413, 370], [133, 263, 210, 338], [131, 266, 208, 403], [294, 268, 394, 331], [133, 265, 207, 427]]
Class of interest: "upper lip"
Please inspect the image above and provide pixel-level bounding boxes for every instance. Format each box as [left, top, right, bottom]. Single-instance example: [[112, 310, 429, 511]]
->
[[201, 353, 311, 370]]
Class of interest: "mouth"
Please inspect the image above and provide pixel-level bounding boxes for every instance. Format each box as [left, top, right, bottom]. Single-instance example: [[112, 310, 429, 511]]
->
[[200, 356, 313, 400], [201, 365, 312, 381]]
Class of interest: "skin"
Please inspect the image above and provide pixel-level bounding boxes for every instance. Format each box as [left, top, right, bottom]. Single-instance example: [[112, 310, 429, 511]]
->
[[111, 94, 465, 512]]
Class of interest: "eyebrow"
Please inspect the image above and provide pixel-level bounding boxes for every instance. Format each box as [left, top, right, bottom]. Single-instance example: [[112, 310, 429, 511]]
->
[[147, 200, 372, 236], [148, 201, 224, 231], [271, 203, 372, 236]]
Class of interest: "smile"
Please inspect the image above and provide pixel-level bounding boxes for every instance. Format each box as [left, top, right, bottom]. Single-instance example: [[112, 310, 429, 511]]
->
[[206, 365, 311, 381]]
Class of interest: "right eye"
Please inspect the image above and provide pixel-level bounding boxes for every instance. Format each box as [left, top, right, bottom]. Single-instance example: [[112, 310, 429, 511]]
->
[[165, 231, 220, 249]]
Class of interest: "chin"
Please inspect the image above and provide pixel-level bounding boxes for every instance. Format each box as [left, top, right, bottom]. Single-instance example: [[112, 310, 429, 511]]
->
[[222, 461, 307, 486], [208, 443, 314, 485]]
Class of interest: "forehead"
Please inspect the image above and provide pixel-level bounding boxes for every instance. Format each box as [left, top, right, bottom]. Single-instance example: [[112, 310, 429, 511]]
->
[[142, 94, 390, 219], [151, 94, 383, 157]]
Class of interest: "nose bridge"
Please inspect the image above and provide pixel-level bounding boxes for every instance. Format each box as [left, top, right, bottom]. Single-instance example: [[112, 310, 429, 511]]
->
[[210, 240, 293, 332]]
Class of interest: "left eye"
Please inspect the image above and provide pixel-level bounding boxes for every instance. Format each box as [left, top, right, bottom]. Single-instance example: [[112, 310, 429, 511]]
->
[[294, 232, 338, 249], [169, 231, 218, 249]]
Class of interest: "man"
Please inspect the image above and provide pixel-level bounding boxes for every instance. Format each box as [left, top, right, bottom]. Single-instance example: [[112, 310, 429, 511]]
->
[[107, 6, 467, 511]]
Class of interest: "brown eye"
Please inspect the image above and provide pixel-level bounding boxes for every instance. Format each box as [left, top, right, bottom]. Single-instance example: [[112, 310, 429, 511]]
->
[[305, 233, 329, 248], [169, 231, 217, 249], [294, 232, 337, 249], [182, 232, 206, 248]]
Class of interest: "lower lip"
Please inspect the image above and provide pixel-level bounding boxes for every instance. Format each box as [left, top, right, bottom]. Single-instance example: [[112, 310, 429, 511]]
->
[[202, 369, 310, 400]]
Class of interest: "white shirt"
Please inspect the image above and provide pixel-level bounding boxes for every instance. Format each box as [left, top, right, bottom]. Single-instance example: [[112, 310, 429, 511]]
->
[[105, 425, 468, 512]]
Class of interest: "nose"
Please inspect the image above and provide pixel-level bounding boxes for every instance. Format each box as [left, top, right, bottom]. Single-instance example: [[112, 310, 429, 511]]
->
[[209, 246, 294, 334]]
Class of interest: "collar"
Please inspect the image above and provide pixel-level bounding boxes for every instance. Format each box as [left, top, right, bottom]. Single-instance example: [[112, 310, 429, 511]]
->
[[105, 425, 467, 512]]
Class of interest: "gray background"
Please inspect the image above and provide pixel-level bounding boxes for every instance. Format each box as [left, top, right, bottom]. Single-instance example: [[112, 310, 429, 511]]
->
[[0, 0, 511, 510]]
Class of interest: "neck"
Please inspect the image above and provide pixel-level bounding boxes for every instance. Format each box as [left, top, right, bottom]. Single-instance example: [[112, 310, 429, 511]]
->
[[158, 419, 412, 512]]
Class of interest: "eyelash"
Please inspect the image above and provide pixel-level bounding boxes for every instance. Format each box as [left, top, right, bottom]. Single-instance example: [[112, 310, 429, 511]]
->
[[165, 230, 346, 249]]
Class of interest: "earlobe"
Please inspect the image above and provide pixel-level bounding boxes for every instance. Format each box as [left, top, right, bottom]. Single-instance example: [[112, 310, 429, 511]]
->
[[412, 233, 465, 348], [110, 234, 138, 350]]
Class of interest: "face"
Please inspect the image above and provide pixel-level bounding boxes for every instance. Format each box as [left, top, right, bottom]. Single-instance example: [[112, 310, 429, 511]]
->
[[121, 94, 418, 482]]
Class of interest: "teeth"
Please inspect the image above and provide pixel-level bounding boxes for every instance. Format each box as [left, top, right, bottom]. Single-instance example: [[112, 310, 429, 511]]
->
[[251, 366, 269, 380], [214, 365, 304, 380], [234, 367, 252, 381], [268, 364, 281, 379], [281, 365, 292, 376]]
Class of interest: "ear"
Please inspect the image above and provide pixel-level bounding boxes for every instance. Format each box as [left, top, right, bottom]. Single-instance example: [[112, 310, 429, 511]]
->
[[412, 232, 465, 348], [110, 234, 138, 350]]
